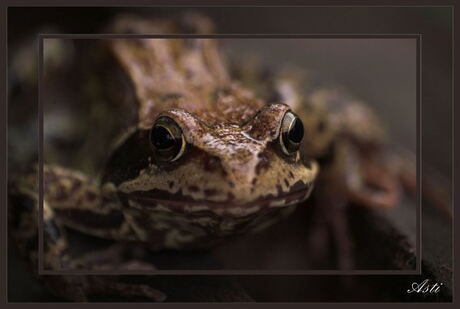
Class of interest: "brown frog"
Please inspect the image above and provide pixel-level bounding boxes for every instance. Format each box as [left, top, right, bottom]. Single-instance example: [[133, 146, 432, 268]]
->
[[9, 14, 419, 301]]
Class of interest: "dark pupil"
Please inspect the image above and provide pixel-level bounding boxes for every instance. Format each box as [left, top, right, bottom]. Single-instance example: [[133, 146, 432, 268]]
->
[[152, 126, 176, 150], [288, 118, 304, 143]]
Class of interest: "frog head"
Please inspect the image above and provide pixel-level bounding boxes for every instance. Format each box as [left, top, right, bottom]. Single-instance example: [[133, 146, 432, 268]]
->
[[102, 101, 318, 248]]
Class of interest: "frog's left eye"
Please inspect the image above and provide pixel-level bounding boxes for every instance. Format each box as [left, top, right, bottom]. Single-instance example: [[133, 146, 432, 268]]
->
[[279, 111, 304, 155], [150, 116, 186, 162]]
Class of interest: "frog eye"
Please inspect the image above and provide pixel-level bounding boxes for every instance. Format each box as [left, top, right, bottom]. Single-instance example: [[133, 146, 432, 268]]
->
[[279, 111, 304, 155], [150, 116, 186, 162]]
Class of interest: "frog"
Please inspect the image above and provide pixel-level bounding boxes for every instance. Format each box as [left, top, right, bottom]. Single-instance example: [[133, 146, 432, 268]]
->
[[8, 13, 423, 301]]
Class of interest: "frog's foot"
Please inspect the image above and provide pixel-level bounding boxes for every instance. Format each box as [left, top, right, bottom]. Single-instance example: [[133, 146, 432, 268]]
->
[[393, 153, 452, 220], [348, 159, 400, 210]]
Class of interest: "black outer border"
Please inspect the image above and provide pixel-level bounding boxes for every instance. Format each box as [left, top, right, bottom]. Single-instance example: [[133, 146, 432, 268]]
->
[[1, 1, 455, 306]]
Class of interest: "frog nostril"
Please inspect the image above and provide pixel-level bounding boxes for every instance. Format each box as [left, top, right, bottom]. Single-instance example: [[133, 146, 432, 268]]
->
[[202, 155, 225, 176]]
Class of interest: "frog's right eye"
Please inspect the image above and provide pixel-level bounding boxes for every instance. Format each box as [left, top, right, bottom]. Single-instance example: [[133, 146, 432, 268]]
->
[[150, 116, 186, 162]]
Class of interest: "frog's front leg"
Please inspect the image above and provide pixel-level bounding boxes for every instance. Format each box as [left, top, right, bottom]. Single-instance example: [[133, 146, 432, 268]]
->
[[10, 165, 166, 301], [40, 165, 156, 270], [9, 184, 73, 270], [39, 165, 139, 242]]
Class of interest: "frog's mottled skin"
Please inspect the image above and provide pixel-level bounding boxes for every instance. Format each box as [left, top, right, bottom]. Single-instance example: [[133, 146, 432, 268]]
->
[[9, 14, 407, 301]]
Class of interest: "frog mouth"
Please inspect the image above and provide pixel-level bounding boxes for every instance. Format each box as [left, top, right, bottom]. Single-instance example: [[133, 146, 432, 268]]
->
[[121, 181, 314, 216]]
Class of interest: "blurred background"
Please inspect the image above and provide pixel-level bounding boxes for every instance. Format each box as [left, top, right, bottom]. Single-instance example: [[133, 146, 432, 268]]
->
[[223, 37, 417, 150]]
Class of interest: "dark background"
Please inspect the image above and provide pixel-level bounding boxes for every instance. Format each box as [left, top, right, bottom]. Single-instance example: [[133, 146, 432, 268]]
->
[[7, 6, 452, 302], [224, 38, 417, 151]]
